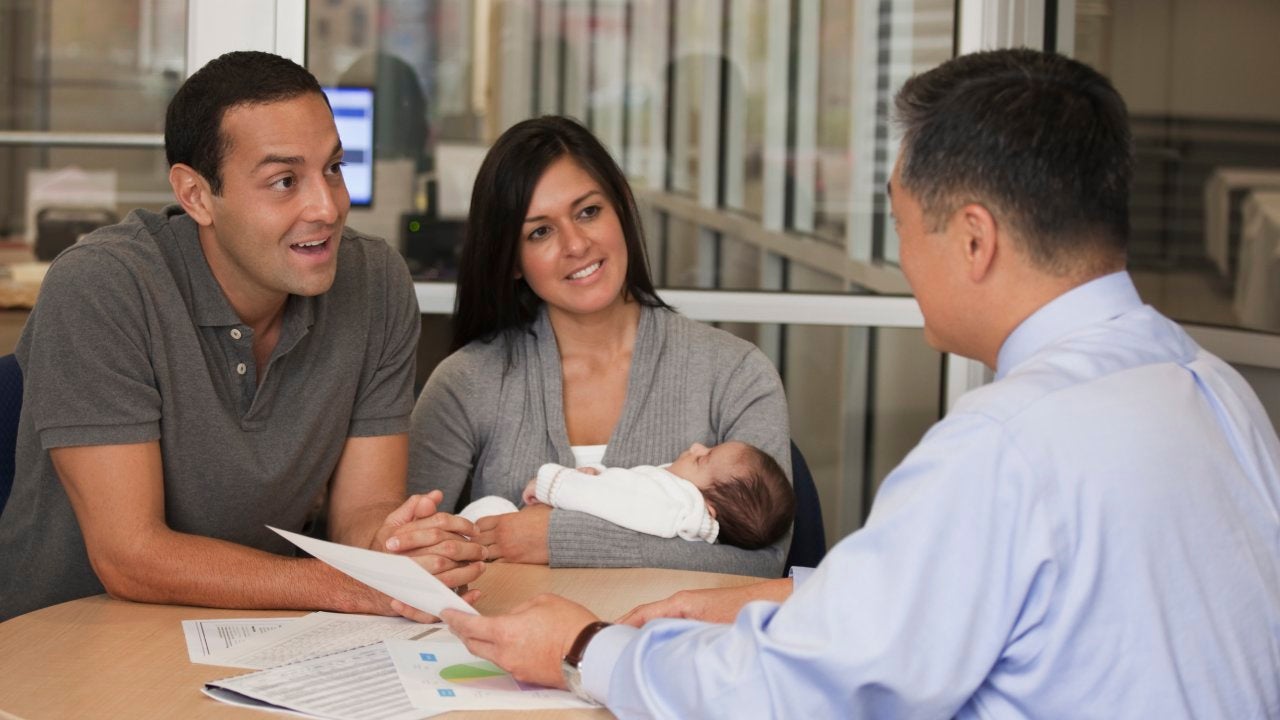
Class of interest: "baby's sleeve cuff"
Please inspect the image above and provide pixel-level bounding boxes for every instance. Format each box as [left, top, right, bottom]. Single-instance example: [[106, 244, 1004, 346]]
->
[[536, 463, 569, 504]]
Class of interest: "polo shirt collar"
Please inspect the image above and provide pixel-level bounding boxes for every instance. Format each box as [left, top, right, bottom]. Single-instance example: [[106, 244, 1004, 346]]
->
[[168, 206, 318, 333], [995, 271, 1142, 380]]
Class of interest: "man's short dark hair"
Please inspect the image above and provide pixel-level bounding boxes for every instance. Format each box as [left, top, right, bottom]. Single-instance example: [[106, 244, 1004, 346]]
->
[[893, 48, 1133, 276], [165, 51, 327, 195], [702, 445, 795, 550]]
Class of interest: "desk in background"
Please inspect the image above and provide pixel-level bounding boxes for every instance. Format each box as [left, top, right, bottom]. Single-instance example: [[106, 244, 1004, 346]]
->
[[0, 241, 41, 355], [1203, 167, 1280, 280], [0, 563, 759, 720], [1235, 190, 1280, 332]]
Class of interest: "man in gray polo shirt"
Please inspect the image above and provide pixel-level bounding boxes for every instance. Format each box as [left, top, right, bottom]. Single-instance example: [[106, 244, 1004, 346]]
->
[[0, 51, 484, 621]]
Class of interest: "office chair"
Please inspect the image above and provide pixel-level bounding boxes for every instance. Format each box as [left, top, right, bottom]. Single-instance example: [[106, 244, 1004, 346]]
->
[[784, 440, 827, 575], [0, 354, 21, 517]]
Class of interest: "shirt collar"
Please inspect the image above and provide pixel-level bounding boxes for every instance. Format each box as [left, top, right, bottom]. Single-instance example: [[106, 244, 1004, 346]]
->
[[168, 205, 317, 332], [995, 271, 1142, 379]]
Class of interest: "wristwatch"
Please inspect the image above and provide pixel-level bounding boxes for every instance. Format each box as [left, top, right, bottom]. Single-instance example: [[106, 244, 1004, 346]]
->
[[561, 620, 612, 702]]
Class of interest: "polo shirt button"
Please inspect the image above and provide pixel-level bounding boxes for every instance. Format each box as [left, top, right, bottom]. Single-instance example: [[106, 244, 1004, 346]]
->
[[235, 363, 247, 376], [230, 328, 242, 340]]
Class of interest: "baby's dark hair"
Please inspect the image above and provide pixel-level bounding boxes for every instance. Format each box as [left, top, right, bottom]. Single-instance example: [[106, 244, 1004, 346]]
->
[[703, 445, 795, 550]]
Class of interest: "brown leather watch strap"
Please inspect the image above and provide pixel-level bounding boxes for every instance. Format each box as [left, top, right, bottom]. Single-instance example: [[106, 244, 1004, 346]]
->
[[564, 620, 613, 668]]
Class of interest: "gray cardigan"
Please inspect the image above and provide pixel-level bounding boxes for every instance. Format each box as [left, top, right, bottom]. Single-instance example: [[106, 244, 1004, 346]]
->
[[409, 304, 791, 577]]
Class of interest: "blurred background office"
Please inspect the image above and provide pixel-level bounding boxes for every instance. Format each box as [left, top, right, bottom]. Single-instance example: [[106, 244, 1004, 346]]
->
[[2, 0, 1278, 548]]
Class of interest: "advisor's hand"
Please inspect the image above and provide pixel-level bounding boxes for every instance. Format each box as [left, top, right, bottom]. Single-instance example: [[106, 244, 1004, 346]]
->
[[441, 594, 599, 689], [618, 578, 794, 626]]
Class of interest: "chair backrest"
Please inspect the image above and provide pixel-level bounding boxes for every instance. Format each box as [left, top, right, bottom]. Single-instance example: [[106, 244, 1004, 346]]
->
[[0, 354, 22, 517], [784, 440, 827, 575]]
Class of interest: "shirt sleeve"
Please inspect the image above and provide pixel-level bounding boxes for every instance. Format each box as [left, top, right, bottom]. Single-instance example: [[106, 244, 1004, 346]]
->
[[348, 246, 420, 437], [20, 245, 162, 449], [593, 412, 1065, 719]]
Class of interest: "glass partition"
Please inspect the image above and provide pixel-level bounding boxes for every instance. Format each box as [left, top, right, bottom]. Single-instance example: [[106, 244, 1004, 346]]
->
[[1071, 0, 1280, 336], [0, 0, 184, 240]]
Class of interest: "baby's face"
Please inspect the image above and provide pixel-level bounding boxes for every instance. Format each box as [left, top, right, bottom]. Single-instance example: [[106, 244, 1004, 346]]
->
[[668, 441, 749, 491]]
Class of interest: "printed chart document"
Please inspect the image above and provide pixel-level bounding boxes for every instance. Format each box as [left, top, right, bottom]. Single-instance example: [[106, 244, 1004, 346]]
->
[[200, 611, 448, 669], [205, 643, 428, 720], [386, 639, 596, 712], [269, 526, 477, 618], [183, 617, 296, 664]]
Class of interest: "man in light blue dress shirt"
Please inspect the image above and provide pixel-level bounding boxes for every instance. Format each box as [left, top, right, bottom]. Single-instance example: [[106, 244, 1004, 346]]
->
[[443, 49, 1280, 718]]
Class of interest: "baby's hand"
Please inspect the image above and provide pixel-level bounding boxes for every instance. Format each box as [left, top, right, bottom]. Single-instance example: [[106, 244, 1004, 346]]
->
[[577, 466, 601, 476], [521, 478, 541, 506]]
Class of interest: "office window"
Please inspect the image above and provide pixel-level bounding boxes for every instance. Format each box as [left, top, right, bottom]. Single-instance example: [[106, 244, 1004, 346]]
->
[[723, 0, 771, 219], [669, 2, 719, 197], [1072, 0, 1280, 336], [0, 0, 185, 239], [810, 0, 857, 243]]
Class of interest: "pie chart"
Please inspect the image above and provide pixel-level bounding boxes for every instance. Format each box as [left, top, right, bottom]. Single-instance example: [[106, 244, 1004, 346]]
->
[[439, 661, 524, 692]]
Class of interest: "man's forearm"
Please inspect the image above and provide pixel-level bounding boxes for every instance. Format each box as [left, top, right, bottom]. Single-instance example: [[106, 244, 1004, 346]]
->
[[328, 498, 403, 550], [93, 527, 385, 614]]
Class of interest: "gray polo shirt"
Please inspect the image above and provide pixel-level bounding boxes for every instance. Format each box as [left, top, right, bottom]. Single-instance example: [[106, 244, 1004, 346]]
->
[[0, 206, 419, 620]]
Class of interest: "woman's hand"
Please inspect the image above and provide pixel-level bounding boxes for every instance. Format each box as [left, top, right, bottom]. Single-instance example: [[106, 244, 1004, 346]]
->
[[474, 503, 552, 564]]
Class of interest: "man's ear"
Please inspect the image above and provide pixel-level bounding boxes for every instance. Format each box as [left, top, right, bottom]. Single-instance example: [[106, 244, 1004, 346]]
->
[[168, 164, 214, 226], [955, 202, 999, 283]]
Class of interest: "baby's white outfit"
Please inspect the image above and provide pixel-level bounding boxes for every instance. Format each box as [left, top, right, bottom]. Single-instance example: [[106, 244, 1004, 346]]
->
[[459, 463, 719, 544]]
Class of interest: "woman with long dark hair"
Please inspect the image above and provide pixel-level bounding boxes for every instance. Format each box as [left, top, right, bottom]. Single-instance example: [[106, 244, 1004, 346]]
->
[[409, 116, 790, 577]]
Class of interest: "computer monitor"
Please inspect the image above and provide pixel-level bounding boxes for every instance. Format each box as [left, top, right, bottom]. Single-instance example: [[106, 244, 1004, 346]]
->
[[322, 86, 375, 207]]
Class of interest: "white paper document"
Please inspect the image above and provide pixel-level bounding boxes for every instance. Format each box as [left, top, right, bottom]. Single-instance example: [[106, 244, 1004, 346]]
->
[[183, 617, 296, 663], [386, 639, 596, 712], [205, 643, 429, 720], [268, 526, 478, 618], [200, 611, 448, 669]]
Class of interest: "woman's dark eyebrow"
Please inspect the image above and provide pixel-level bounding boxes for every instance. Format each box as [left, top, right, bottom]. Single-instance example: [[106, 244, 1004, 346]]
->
[[524, 190, 601, 224]]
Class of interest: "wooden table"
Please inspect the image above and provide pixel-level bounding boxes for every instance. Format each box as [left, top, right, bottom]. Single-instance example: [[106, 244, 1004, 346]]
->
[[0, 564, 759, 719]]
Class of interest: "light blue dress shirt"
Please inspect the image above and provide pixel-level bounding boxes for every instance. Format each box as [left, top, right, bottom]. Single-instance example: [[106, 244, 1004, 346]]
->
[[583, 272, 1280, 719]]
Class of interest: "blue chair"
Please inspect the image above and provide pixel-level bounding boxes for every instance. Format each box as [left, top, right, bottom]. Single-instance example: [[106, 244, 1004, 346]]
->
[[0, 354, 21, 517], [784, 441, 827, 575]]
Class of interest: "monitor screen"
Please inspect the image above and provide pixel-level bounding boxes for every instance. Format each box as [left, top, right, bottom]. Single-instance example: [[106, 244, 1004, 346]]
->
[[323, 86, 375, 207]]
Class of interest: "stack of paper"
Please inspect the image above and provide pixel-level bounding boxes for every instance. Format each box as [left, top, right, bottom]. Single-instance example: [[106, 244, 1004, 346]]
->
[[193, 529, 594, 719]]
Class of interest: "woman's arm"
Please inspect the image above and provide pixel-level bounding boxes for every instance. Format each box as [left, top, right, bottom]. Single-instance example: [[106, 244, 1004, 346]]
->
[[712, 348, 793, 480], [550, 511, 785, 576], [408, 354, 483, 513]]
